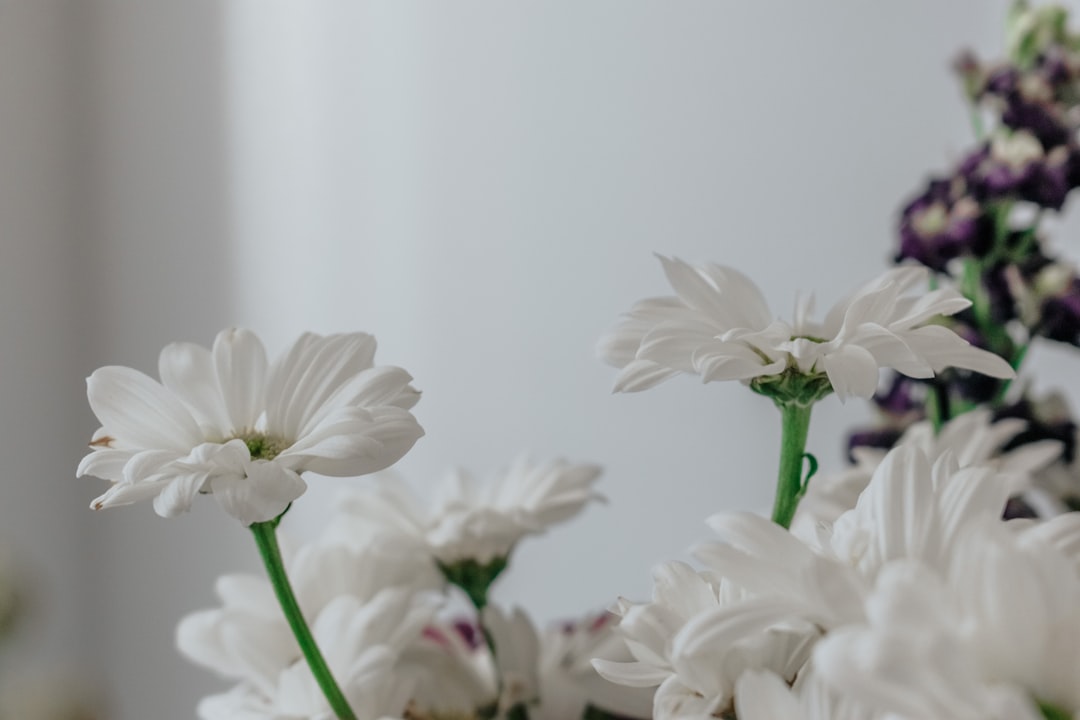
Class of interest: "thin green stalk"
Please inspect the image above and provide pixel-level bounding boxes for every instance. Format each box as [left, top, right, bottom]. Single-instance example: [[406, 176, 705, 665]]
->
[[250, 521, 357, 720], [467, 587, 499, 661], [771, 403, 813, 528], [969, 106, 985, 140]]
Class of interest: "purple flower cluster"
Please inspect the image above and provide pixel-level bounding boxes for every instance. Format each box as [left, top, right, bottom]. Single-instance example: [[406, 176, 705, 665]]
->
[[897, 35, 1080, 351], [850, 5, 1080, 516]]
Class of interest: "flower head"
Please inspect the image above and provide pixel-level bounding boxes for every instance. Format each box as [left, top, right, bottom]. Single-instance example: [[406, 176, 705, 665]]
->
[[897, 177, 991, 272], [328, 456, 604, 566], [178, 538, 440, 720], [79, 329, 424, 525], [598, 257, 1014, 402]]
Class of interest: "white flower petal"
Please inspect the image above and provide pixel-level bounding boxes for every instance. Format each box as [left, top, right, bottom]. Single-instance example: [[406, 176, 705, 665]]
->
[[590, 659, 671, 688], [87, 366, 204, 450], [210, 462, 306, 526], [734, 670, 802, 720], [90, 478, 170, 510], [152, 471, 211, 518], [822, 344, 880, 401], [159, 341, 231, 434], [265, 332, 378, 441], [280, 406, 424, 478], [77, 447, 133, 482], [212, 328, 268, 434], [295, 365, 418, 439], [611, 359, 680, 392], [901, 324, 1015, 378]]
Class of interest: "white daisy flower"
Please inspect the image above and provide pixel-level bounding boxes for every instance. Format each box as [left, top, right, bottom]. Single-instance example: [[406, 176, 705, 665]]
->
[[812, 538, 1080, 720], [178, 539, 439, 720], [793, 409, 1061, 547], [591, 561, 817, 720], [479, 605, 654, 720], [599, 442, 1060, 720], [329, 456, 603, 565], [402, 620, 498, 717], [190, 592, 431, 720], [79, 329, 424, 525], [407, 605, 653, 720], [733, 668, 870, 720], [598, 257, 1014, 401]]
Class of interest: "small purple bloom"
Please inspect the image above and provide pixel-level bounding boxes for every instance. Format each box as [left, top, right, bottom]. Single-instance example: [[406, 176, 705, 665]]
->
[[1038, 283, 1080, 345], [846, 427, 904, 463], [897, 178, 991, 271]]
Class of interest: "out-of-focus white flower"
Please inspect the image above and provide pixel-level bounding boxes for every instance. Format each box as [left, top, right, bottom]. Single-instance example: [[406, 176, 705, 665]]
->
[[591, 561, 817, 719], [537, 611, 654, 720], [598, 258, 1013, 400], [489, 605, 656, 720], [403, 621, 498, 717], [329, 456, 603, 565], [600, 442, 1077, 720], [791, 409, 1060, 540], [178, 539, 439, 720], [403, 607, 652, 720], [733, 668, 869, 720], [813, 541, 1080, 720], [79, 329, 424, 525]]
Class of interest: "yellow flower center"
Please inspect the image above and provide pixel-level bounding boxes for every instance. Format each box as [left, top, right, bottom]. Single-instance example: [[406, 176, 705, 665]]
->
[[233, 432, 288, 461]]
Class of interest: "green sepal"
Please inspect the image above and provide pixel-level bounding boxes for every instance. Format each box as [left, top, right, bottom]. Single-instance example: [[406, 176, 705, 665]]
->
[[750, 368, 833, 408], [437, 555, 509, 610]]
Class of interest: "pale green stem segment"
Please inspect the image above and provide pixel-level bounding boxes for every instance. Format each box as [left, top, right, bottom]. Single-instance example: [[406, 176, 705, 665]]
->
[[771, 403, 814, 529], [250, 521, 358, 720]]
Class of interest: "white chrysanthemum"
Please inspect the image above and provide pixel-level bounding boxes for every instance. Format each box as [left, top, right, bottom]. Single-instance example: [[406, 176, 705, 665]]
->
[[733, 668, 870, 720], [487, 606, 654, 720], [402, 607, 652, 720], [536, 610, 654, 720], [591, 561, 817, 719], [598, 257, 1014, 400], [812, 541, 1080, 720], [191, 594, 427, 720], [328, 456, 603, 564], [79, 329, 424, 525], [402, 621, 498, 717], [178, 539, 439, 720], [600, 443, 1074, 720], [791, 409, 1060, 540]]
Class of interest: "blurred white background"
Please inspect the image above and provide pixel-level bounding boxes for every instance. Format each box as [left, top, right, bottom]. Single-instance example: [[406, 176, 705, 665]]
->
[[5, 1, 1076, 718]]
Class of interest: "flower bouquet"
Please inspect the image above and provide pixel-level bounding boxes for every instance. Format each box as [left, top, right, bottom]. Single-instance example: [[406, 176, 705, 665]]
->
[[77, 3, 1080, 719]]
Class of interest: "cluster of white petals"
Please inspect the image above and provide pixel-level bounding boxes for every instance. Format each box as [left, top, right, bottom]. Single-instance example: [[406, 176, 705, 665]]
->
[[792, 408, 1062, 538], [179, 523, 649, 720], [407, 606, 652, 720], [328, 456, 604, 564], [599, 439, 1080, 720], [178, 538, 441, 719], [79, 329, 424, 525], [598, 257, 1014, 400]]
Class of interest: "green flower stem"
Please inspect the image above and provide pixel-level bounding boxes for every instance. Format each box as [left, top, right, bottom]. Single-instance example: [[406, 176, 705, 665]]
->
[[926, 380, 951, 433], [771, 402, 814, 529], [250, 521, 357, 720], [439, 557, 509, 709]]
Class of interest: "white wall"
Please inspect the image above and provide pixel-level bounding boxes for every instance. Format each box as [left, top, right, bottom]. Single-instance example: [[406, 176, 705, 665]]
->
[[5, 2, 1056, 718], [221, 0, 1017, 616]]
